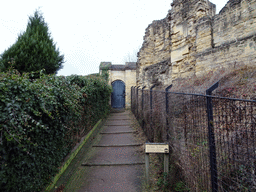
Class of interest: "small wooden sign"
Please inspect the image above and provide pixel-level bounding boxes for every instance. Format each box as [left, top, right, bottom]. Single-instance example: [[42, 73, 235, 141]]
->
[[145, 143, 170, 185], [145, 143, 169, 153]]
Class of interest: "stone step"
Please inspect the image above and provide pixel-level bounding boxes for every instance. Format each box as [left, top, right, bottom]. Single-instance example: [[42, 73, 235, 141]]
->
[[108, 117, 130, 119], [102, 126, 134, 133], [82, 145, 144, 167], [93, 143, 143, 147], [100, 131, 135, 134], [105, 120, 131, 123], [82, 162, 144, 166], [97, 134, 138, 146], [107, 118, 131, 120], [109, 114, 130, 116], [104, 124, 131, 126]]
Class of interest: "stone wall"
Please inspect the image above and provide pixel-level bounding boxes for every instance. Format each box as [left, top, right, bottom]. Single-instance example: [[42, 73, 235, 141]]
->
[[136, 17, 171, 87], [213, 0, 256, 47], [136, 0, 256, 88], [196, 0, 256, 76]]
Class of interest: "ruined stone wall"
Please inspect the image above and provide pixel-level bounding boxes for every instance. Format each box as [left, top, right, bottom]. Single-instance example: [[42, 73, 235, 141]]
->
[[196, 0, 256, 76], [170, 0, 216, 80], [136, 0, 256, 88], [213, 0, 256, 47], [136, 17, 171, 88]]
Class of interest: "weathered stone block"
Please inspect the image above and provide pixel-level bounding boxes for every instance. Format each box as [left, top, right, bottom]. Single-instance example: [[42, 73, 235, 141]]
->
[[121, 0, 256, 93]]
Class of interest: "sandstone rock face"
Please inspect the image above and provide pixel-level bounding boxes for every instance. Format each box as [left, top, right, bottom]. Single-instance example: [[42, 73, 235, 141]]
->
[[136, 18, 171, 87], [214, 0, 256, 47], [196, 0, 256, 77], [137, 0, 256, 88], [170, 0, 215, 80]]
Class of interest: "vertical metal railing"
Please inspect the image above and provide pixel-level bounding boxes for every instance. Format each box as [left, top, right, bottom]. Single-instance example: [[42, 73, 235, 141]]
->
[[165, 85, 172, 142], [136, 86, 140, 118], [131, 86, 135, 114], [150, 84, 156, 142], [131, 83, 256, 191], [206, 82, 219, 192], [142, 86, 146, 130]]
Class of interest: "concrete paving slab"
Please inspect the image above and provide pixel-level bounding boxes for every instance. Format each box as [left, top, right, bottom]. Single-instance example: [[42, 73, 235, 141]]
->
[[100, 131, 135, 134], [97, 133, 137, 146], [101, 126, 134, 133], [63, 110, 145, 192], [77, 165, 143, 192], [104, 120, 131, 126], [107, 117, 131, 120], [82, 146, 144, 165]]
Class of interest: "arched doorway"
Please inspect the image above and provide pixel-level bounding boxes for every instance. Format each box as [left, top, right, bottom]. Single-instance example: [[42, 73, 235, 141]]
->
[[111, 80, 125, 108]]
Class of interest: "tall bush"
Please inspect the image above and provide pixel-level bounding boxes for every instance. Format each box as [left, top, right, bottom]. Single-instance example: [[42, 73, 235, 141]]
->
[[0, 10, 64, 75], [0, 70, 111, 191], [67, 75, 112, 135]]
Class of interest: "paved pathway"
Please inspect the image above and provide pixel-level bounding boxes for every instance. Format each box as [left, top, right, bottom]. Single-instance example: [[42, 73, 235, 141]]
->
[[76, 110, 144, 192]]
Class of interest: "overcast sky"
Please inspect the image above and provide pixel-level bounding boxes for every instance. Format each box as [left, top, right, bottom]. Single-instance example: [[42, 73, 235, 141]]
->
[[1, 0, 228, 76]]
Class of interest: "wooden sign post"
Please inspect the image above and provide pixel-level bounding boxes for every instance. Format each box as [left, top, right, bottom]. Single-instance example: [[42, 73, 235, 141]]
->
[[145, 143, 169, 185]]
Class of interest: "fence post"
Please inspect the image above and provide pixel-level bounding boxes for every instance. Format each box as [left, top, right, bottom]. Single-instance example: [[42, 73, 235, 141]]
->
[[132, 86, 135, 114], [150, 84, 156, 142], [142, 86, 146, 129], [165, 85, 172, 142], [136, 86, 140, 118], [142, 86, 146, 111], [206, 81, 219, 192], [131, 86, 133, 113]]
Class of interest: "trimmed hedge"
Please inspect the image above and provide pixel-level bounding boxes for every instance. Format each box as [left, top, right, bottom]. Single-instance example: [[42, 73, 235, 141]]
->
[[0, 69, 112, 191]]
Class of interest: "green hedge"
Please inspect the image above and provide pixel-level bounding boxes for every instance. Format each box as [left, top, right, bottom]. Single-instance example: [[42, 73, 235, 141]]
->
[[0, 69, 112, 191]]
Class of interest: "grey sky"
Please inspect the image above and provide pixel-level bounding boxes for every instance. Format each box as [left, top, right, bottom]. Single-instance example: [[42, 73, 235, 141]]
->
[[0, 0, 228, 76]]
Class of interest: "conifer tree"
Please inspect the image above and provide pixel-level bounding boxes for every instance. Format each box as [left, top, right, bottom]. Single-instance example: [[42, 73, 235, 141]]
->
[[0, 10, 64, 74]]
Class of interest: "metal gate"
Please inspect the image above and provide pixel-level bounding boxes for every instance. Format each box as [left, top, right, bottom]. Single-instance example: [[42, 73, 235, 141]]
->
[[111, 80, 125, 108]]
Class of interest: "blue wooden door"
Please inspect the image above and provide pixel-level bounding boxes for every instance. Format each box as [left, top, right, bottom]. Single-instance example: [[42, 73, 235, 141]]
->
[[111, 80, 125, 108]]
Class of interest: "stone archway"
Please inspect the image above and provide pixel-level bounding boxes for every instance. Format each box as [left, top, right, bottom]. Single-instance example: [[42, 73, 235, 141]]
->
[[111, 80, 125, 108]]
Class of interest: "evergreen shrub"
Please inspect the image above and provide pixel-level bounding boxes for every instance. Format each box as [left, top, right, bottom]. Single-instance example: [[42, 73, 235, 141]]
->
[[0, 10, 64, 75]]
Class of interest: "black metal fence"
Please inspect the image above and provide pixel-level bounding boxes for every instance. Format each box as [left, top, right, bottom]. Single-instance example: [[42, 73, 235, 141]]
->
[[131, 84, 256, 192]]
